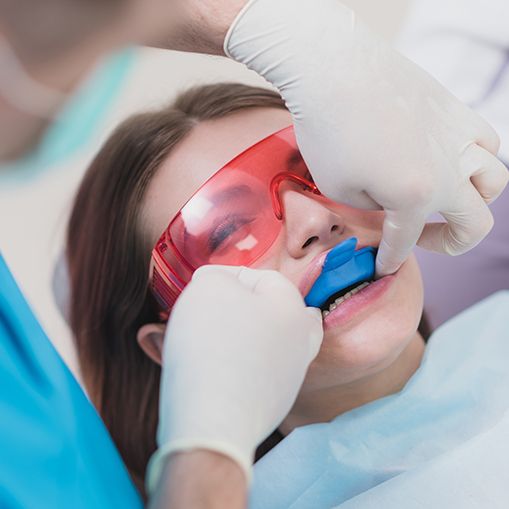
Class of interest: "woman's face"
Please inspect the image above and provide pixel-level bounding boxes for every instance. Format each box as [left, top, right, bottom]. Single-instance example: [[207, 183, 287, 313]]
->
[[141, 107, 424, 393]]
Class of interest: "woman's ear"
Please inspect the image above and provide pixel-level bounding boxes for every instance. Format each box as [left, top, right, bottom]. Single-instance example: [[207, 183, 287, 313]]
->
[[137, 323, 166, 365]]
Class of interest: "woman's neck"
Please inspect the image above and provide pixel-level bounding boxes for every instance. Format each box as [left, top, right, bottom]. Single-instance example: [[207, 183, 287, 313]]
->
[[279, 332, 425, 435]]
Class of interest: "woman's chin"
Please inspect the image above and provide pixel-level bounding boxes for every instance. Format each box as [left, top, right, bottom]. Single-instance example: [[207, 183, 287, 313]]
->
[[306, 256, 424, 387]]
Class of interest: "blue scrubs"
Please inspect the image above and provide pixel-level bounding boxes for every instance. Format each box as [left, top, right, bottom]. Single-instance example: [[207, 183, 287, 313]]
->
[[0, 254, 142, 508]]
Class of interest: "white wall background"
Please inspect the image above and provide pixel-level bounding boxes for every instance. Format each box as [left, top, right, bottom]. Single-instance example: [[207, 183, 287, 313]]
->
[[0, 0, 409, 380]]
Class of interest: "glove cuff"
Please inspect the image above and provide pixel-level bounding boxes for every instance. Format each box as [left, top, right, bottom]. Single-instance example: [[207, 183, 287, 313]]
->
[[224, 0, 356, 62], [146, 439, 253, 495], [223, 0, 259, 59]]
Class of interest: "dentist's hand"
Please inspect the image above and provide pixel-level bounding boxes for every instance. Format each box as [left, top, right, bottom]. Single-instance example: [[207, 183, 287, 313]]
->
[[148, 265, 323, 492], [225, 0, 509, 276]]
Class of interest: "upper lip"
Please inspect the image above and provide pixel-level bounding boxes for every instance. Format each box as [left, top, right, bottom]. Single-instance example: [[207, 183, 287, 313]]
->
[[298, 241, 376, 299]]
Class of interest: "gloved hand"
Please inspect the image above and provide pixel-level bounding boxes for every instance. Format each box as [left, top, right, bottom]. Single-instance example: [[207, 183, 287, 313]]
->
[[225, 0, 509, 276], [147, 265, 323, 492]]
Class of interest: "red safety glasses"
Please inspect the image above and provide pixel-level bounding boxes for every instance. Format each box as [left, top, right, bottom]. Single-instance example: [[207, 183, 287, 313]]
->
[[150, 125, 321, 317]]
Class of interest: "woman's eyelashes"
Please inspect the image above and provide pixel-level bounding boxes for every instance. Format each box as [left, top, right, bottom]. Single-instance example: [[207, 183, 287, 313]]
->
[[208, 215, 256, 253]]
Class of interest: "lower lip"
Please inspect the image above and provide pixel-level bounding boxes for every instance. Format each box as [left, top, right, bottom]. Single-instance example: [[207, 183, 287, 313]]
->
[[322, 274, 396, 330]]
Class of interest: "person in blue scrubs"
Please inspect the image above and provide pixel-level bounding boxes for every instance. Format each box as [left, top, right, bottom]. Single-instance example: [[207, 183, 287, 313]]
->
[[0, 0, 507, 507], [0, 256, 143, 508]]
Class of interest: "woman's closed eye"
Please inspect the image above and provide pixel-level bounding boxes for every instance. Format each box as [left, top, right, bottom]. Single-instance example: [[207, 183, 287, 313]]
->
[[208, 215, 257, 253]]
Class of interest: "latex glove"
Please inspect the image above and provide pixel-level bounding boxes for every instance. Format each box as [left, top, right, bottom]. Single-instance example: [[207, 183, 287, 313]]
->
[[147, 265, 323, 492], [225, 0, 509, 276]]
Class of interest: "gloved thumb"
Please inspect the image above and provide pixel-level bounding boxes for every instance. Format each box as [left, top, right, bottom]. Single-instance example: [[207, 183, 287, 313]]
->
[[376, 209, 425, 277]]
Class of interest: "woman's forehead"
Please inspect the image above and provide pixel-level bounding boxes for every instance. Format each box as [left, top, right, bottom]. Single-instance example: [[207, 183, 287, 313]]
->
[[142, 107, 292, 242]]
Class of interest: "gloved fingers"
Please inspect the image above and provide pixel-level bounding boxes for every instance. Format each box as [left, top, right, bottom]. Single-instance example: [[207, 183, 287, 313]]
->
[[238, 268, 304, 306], [192, 264, 265, 292], [234, 266, 281, 292], [450, 99, 500, 155], [375, 208, 426, 277], [187, 265, 247, 301], [195, 264, 303, 304], [192, 264, 245, 281], [469, 113, 501, 155], [304, 307, 324, 359], [462, 144, 509, 204], [418, 185, 494, 255]]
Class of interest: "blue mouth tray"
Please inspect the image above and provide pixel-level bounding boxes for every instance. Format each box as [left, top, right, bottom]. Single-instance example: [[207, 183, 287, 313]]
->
[[305, 237, 376, 308]]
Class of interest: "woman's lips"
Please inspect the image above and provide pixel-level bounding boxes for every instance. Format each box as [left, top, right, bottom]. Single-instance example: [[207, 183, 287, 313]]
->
[[322, 273, 396, 330], [298, 249, 333, 297]]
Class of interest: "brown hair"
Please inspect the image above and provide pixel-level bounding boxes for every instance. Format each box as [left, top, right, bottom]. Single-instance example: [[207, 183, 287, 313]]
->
[[66, 83, 286, 497], [67, 82, 432, 499]]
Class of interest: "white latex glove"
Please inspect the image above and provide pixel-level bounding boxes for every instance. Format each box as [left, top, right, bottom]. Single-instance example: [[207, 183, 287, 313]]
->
[[224, 0, 509, 276], [397, 0, 509, 163], [147, 265, 323, 492]]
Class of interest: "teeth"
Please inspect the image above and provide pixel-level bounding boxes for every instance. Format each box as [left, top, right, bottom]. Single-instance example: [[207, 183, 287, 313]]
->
[[324, 281, 371, 316]]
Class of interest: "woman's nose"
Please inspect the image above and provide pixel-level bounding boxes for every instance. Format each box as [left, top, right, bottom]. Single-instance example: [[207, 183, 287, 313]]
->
[[282, 189, 345, 258]]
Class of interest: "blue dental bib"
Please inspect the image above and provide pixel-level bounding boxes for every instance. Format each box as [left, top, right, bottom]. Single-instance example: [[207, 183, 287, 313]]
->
[[305, 238, 376, 308], [250, 291, 509, 509]]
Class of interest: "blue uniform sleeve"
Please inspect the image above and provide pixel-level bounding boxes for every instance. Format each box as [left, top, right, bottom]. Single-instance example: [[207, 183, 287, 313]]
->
[[0, 254, 142, 509]]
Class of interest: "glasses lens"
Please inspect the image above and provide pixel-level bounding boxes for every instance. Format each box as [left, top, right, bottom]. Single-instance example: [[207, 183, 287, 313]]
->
[[170, 176, 278, 267], [168, 126, 303, 269]]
